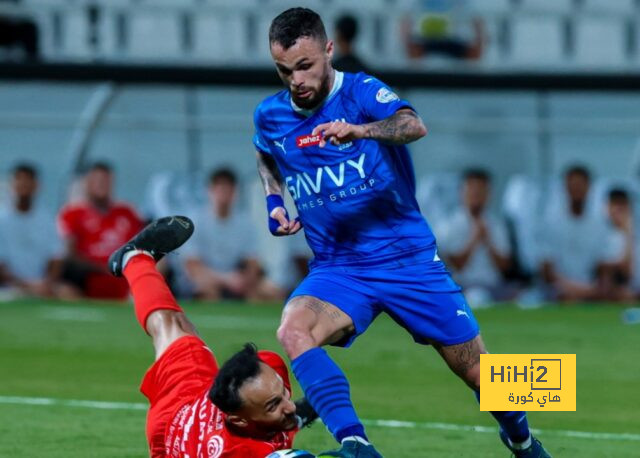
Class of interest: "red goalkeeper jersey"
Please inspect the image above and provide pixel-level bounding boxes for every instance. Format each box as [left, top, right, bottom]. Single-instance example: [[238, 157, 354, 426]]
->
[[141, 336, 297, 458]]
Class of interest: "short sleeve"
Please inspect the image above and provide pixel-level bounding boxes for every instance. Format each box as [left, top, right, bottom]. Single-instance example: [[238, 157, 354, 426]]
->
[[0, 225, 7, 265], [57, 207, 76, 239], [355, 74, 414, 122], [436, 213, 466, 255], [45, 216, 65, 259], [490, 218, 511, 256], [253, 105, 271, 155], [240, 225, 258, 260], [181, 214, 204, 260], [602, 228, 626, 263]]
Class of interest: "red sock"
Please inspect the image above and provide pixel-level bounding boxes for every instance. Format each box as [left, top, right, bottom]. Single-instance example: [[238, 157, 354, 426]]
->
[[123, 254, 183, 333]]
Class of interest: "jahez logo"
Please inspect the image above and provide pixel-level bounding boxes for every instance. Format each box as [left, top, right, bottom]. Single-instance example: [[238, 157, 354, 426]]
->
[[296, 134, 321, 148]]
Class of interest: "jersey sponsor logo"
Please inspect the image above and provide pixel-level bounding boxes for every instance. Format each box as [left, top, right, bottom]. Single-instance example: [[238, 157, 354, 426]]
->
[[285, 153, 367, 201], [285, 153, 377, 211], [274, 137, 287, 154], [296, 133, 321, 148], [456, 309, 469, 318], [207, 435, 224, 458], [376, 87, 399, 103]]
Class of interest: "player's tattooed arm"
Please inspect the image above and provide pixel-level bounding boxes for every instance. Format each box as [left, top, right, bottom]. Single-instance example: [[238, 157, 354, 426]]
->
[[257, 151, 302, 236], [256, 151, 284, 196], [313, 108, 427, 147], [362, 108, 427, 145]]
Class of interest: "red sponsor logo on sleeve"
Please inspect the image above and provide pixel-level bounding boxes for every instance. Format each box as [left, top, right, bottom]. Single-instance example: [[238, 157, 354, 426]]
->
[[296, 133, 321, 148]]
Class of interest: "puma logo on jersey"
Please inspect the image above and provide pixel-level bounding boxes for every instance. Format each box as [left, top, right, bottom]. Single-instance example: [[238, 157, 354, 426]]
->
[[456, 309, 469, 318], [274, 138, 287, 154]]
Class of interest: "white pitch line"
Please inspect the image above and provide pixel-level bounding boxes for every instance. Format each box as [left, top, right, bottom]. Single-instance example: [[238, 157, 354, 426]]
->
[[1, 395, 638, 442]]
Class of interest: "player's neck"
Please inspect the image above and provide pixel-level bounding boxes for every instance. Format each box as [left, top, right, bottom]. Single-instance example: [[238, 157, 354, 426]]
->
[[570, 200, 585, 217], [14, 197, 33, 213], [214, 204, 231, 220], [90, 197, 111, 212]]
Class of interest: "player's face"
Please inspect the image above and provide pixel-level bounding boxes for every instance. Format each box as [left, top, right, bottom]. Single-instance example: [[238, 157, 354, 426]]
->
[[236, 363, 297, 434], [12, 171, 37, 200], [608, 199, 630, 228], [463, 178, 489, 214], [566, 173, 589, 203], [271, 36, 334, 110], [86, 169, 113, 203], [209, 179, 236, 209]]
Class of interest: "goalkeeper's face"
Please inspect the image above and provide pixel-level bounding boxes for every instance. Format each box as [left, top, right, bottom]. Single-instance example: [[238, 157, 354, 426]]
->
[[229, 363, 298, 435], [271, 36, 334, 110]]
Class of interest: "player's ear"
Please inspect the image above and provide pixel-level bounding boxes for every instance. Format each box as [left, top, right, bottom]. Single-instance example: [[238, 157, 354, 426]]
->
[[227, 414, 249, 429], [325, 40, 334, 60]]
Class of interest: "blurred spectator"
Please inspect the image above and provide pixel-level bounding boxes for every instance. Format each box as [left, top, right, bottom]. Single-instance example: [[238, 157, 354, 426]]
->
[[0, 12, 39, 61], [332, 14, 371, 74], [0, 164, 74, 299], [403, 0, 484, 61], [540, 166, 618, 302], [438, 169, 511, 307], [58, 162, 144, 300], [183, 168, 284, 302], [599, 188, 636, 301]]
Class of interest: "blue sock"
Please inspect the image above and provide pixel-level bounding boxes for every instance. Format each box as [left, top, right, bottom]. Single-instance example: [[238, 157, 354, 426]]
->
[[474, 390, 530, 443], [292, 347, 367, 443]]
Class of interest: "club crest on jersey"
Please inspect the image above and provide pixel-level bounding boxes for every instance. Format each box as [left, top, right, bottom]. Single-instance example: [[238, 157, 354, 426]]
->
[[207, 435, 224, 458], [376, 87, 399, 103], [296, 134, 321, 148]]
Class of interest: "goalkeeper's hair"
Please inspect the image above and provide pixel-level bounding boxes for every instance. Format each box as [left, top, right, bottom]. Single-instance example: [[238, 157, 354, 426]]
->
[[269, 7, 327, 50], [209, 343, 262, 413]]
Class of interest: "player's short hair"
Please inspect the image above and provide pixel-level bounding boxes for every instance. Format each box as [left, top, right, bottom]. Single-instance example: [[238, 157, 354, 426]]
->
[[12, 162, 38, 179], [565, 164, 591, 182], [209, 167, 237, 186], [609, 187, 630, 204], [269, 7, 327, 50], [463, 168, 491, 183], [87, 161, 113, 174], [209, 343, 262, 413], [335, 15, 358, 43]]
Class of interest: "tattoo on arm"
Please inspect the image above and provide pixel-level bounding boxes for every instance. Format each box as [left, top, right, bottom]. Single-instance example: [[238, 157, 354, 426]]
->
[[256, 151, 283, 196], [363, 109, 426, 145]]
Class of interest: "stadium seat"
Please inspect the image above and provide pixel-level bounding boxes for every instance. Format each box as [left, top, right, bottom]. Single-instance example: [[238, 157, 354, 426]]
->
[[192, 11, 248, 62], [416, 172, 461, 235], [126, 10, 183, 60], [510, 16, 565, 66], [581, 0, 638, 14], [501, 174, 541, 274], [574, 17, 627, 67], [516, 0, 573, 14], [467, 0, 511, 15]]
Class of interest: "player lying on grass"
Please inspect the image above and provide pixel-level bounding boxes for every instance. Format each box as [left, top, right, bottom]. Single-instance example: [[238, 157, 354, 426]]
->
[[253, 7, 551, 458], [108, 216, 317, 457]]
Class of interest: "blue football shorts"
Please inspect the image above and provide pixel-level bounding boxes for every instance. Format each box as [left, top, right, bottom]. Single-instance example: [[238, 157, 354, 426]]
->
[[289, 250, 480, 347]]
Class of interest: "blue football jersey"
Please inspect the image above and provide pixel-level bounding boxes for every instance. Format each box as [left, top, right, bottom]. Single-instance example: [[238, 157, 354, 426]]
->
[[253, 71, 437, 266]]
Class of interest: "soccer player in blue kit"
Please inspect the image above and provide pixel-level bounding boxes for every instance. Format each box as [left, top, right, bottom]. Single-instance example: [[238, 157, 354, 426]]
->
[[253, 8, 551, 458]]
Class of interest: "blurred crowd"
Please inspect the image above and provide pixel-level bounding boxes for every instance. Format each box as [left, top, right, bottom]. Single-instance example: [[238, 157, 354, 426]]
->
[[1, 159, 638, 308], [0, 161, 298, 303], [431, 166, 638, 308]]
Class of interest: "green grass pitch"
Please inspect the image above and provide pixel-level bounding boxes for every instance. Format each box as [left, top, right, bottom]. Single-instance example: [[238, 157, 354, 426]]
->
[[0, 300, 638, 457]]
